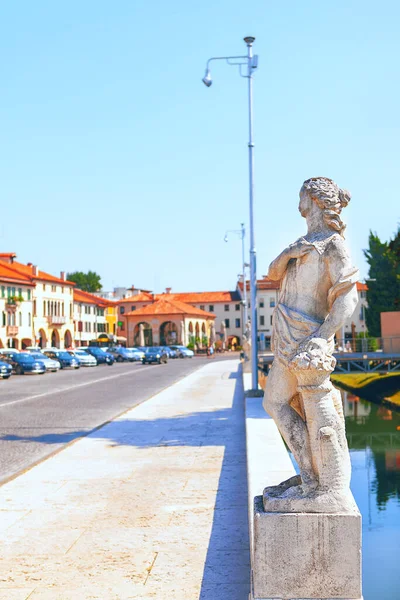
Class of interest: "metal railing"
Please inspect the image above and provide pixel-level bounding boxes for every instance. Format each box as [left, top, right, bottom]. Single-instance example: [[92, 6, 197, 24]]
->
[[334, 337, 400, 355]]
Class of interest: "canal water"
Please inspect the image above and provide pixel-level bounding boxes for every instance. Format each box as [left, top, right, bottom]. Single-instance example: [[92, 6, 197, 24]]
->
[[341, 389, 400, 600]]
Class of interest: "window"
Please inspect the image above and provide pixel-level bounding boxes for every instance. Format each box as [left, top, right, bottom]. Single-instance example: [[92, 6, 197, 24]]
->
[[1, 286, 4, 298], [260, 315, 265, 326], [131, 306, 136, 311], [33, 300, 37, 316], [19, 313, 22, 326], [43, 301, 46, 316], [224, 304, 230, 312], [259, 298, 264, 308], [51, 285, 56, 293], [235, 318, 241, 328], [225, 318, 230, 328], [2, 312, 5, 326], [235, 303, 240, 311], [28, 313, 31, 327], [270, 315, 273, 325], [360, 305, 365, 321], [361, 291, 366, 299], [120, 306, 125, 314], [200, 305, 205, 311], [61, 287, 64, 294], [270, 298, 276, 308], [18, 288, 22, 297], [209, 305, 214, 312], [27, 289, 31, 300]]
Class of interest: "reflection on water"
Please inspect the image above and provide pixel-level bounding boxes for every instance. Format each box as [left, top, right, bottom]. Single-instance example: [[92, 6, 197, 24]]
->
[[342, 389, 400, 599]]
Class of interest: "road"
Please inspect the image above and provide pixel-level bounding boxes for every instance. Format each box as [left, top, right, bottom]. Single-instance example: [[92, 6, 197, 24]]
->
[[0, 356, 231, 485]]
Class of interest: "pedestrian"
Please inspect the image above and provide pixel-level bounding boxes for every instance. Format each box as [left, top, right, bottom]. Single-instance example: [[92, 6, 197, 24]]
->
[[209, 345, 214, 359]]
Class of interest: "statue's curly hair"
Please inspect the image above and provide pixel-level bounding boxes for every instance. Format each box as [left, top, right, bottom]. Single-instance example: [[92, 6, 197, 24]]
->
[[302, 177, 351, 237]]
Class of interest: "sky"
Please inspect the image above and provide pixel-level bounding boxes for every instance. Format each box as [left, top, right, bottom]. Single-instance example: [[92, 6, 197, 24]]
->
[[1, 1, 399, 293]]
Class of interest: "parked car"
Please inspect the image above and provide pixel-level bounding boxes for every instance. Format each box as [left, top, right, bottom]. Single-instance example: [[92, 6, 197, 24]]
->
[[29, 352, 60, 372], [127, 347, 145, 361], [68, 350, 97, 367], [84, 347, 114, 365], [0, 359, 13, 379], [170, 345, 194, 358], [1, 352, 46, 375], [163, 346, 178, 358], [142, 347, 168, 365], [106, 346, 138, 363], [43, 350, 80, 369]]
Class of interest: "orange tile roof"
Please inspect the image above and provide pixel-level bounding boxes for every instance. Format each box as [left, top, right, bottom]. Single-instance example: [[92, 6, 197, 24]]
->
[[0, 263, 34, 285], [2, 260, 76, 286], [356, 282, 368, 291], [117, 292, 154, 304], [74, 289, 112, 306], [167, 291, 241, 303], [125, 296, 216, 319]]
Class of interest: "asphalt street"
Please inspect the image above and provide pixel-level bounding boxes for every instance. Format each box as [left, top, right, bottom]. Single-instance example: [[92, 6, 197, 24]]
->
[[0, 355, 231, 484]]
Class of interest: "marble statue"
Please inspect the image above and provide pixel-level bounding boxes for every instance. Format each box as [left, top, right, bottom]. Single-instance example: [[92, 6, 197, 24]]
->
[[242, 319, 252, 361], [262, 177, 359, 513]]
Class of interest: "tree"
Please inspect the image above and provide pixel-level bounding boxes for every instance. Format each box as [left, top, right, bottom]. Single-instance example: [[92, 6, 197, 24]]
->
[[67, 271, 102, 293], [363, 228, 400, 336]]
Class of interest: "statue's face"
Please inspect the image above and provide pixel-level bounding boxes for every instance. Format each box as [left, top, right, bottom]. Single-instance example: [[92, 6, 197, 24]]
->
[[298, 187, 312, 218]]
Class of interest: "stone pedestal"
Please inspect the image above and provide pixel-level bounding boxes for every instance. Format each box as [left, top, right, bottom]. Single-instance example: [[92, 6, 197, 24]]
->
[[251, 496, 362, 600]]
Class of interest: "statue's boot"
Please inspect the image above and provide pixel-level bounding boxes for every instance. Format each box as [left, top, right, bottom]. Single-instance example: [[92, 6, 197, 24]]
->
[[263, 474, 301, 498]]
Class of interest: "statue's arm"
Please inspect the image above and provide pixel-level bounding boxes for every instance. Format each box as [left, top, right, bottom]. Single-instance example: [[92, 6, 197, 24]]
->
[[268, 239, 313, 281], [317, 240, 358, 341]]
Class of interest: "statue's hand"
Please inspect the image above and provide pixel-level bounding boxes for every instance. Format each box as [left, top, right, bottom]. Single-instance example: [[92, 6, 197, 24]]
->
[[291, 337, 336, 373], [286, 239, 313, 260]]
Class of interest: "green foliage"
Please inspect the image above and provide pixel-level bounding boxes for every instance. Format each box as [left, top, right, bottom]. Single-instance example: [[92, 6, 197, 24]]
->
[[7, 294, 23, 304], [187, 342, 195, 350], [202, 336, 208, 346], [67, 270, 102, 293], [355, 331, 378, 351], [363, 228, 400, 336]]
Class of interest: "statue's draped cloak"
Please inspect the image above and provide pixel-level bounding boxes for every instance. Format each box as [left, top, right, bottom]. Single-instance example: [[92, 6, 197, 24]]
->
[[271, 233, 359, 365]]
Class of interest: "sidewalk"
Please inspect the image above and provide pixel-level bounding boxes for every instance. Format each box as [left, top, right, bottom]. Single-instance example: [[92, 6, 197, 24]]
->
[[0, 359, 250, 600]]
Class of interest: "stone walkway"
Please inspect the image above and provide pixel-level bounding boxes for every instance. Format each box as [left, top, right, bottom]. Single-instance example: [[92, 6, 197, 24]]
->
[[0, 359, 250, 599]]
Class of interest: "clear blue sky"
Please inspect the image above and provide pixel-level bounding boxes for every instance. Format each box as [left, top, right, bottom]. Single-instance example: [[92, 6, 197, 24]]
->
[[1, 1, 398, 292]]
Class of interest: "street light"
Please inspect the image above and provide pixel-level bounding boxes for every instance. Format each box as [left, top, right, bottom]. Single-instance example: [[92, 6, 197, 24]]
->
[[224, 223, 248, 333], [203, 36, 259, 389]]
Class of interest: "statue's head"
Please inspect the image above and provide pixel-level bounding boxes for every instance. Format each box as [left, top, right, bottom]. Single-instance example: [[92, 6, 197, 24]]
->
[[299, 177, 351, 236]]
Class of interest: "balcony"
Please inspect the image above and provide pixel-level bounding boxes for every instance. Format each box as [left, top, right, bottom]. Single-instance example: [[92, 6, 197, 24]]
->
[[6, 326, 18, 336], [47, 316, 67, 325]]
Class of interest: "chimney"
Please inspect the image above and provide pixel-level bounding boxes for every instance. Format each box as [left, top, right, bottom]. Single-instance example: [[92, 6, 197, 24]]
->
[[32, 265, 39, 276], [27, 262, 32, 266], [60, 271, 67, 281], [165, 287, 172, 294]]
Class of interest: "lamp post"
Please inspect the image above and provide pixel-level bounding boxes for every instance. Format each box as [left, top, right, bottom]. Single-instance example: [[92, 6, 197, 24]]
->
[[203, 36, 258, 389], [224, 223, 249, 336]]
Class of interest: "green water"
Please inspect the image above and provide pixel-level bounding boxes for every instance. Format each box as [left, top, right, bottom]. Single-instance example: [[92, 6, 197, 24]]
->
[[341, 389, 400, 599]]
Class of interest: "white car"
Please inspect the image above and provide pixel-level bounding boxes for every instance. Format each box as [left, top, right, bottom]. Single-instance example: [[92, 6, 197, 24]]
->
[[29, 352, 60, 372], [69, 350, 97, 367], [127, 347, 145, 361]]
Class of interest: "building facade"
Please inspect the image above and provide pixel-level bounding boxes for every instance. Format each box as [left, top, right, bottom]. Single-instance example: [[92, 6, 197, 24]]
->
[[123, 296, 216, 347], [0, 254, 75, 349], [73, 289, 109, 347], [0, 260, 35, 349]]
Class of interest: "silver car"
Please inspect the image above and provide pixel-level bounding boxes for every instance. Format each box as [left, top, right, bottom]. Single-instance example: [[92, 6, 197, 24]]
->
[[29, 352, 60, 372], [69, 350, 97, 367]]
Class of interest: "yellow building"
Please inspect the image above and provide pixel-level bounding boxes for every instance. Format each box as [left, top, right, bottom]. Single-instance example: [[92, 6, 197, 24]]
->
[[105, 302, 118, 337]]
